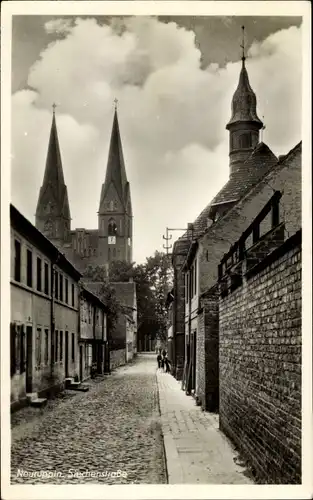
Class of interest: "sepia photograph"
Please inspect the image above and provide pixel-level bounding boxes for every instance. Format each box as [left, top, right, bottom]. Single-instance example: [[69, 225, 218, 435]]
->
[[1, 1, 312, 499]]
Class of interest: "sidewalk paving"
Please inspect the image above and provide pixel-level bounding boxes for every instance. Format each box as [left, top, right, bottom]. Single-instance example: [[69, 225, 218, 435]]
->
[[156, 369, 253, 484]]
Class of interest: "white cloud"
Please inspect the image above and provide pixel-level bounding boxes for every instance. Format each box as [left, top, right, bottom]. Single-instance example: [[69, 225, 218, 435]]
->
[[11, 17, 302, 263]]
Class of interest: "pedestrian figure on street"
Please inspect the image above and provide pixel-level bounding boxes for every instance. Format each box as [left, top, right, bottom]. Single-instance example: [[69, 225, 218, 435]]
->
[[157, 350, 162, 370], [164, 354, 171, 373], [161, 349, 167, 372]]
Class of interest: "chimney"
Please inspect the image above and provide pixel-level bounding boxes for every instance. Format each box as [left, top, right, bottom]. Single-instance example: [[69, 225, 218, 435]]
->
[[187, 223, 194, 240]]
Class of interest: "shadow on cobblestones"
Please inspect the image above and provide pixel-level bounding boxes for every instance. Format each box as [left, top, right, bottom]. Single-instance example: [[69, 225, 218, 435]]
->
[[11, 355, 167, 484]]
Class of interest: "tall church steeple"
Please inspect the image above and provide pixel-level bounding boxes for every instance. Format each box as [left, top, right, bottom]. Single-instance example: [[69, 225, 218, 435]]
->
[[36, 105, 71, 245], [226, 27, 263, 174], [98, 102, 133, 263]]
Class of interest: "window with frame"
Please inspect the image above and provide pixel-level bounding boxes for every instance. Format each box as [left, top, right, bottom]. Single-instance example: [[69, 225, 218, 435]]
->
[[14, 239, 21, 282], [239, 132, 252, 149], [55, 271, 59, 300], [108, 219, 118, 236], [44, 262, 49, 295], [26, 249, 32, 287], [37, 257, 42, 292], [71, 283, 75, 307], [60, 331, 63, 361], [194, 259, 197, 296], [65, 278, 69, 304], [60, 275, 63, 302]]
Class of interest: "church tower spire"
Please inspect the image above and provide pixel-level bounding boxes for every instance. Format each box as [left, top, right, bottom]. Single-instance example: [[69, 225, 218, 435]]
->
[[226, 26, 263, 174], [98, 102, 133, 264], [36, 105, 71, 245]]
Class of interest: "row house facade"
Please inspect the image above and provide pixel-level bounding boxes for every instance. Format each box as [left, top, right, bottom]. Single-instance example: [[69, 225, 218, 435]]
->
[[79, 286, 108, 382], [10, 204, 109, 411], [170, 44, 302, 483], [83, 280, 137, 368]]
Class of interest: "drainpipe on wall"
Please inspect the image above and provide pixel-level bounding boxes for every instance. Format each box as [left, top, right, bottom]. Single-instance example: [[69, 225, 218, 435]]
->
[[50, 258, 56, 381]]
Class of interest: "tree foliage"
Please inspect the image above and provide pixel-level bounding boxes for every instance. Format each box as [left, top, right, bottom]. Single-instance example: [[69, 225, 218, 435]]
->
[[82, 251, 173, 345]]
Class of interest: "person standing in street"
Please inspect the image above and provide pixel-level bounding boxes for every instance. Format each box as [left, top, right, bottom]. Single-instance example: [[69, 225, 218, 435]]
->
[[157, 350, 162, 370], [164, 354, 171, 373]]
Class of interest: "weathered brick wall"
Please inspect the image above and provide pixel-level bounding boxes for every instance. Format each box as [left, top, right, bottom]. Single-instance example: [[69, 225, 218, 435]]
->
[[197, 291, 219, 411], [199, 143, 301, 293], [197, 312, 205, 405], [110, 348, 126, 370], [172, 239, 189, 380], [219, 232, 301, 483]]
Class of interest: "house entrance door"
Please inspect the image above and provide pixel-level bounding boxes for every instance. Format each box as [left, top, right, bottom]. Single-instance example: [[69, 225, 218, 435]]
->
[[65, 331, 69, 377], [26, 326, 33, 393]]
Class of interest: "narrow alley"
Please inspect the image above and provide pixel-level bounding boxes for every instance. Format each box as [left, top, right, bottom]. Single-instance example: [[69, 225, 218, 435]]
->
[[11, 354, 252, 485], [11, 354, 166, 484]]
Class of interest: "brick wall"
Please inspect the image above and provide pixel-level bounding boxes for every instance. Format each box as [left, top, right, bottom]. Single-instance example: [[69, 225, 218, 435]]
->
[[197, 289, 219, 411], [110, 348, 126, 370], [172, 239, 189, 380], [219, 232, 301, 483]]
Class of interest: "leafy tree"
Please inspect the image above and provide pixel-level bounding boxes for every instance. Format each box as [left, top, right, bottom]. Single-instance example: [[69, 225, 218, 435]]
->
[[82, 251, 173, 347]]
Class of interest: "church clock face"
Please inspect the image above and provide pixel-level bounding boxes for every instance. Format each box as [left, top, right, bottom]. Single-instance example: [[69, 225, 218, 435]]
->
[[108, 236, 116, 245]]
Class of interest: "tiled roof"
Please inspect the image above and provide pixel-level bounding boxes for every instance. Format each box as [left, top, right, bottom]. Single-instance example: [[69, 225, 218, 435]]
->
[[210, 142, 278, 208], [226, 61, 263, 128], [177, 141, 278, 243], [83, 281, 136, 311], [99, 109, 129, 213], [36, 112, 71, 220]]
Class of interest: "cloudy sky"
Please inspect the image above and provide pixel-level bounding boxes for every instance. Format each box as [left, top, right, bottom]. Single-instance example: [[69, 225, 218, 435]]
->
[[11, 14, 302, 263]]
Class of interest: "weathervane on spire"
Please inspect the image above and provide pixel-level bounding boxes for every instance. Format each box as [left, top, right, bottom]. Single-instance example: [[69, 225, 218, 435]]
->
[[114, 98, 118, 110], [52, 102, 57, 114], [240, 25, 246, 63]]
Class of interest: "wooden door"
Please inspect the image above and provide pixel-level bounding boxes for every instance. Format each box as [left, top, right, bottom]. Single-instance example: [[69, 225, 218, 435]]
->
[[26, 326, 33, 393]]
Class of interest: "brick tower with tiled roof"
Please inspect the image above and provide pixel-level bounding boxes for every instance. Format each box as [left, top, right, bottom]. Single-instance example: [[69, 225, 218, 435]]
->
[[36, 106, 71, 247], [226, 27, 264, 173]]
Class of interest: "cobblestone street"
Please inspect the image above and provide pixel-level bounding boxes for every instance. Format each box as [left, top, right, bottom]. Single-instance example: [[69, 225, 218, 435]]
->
[[11, 354, 166, 484]]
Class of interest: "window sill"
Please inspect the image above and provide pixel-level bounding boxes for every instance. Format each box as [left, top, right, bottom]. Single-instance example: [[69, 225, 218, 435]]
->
[[11, 280, 51, 300]]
